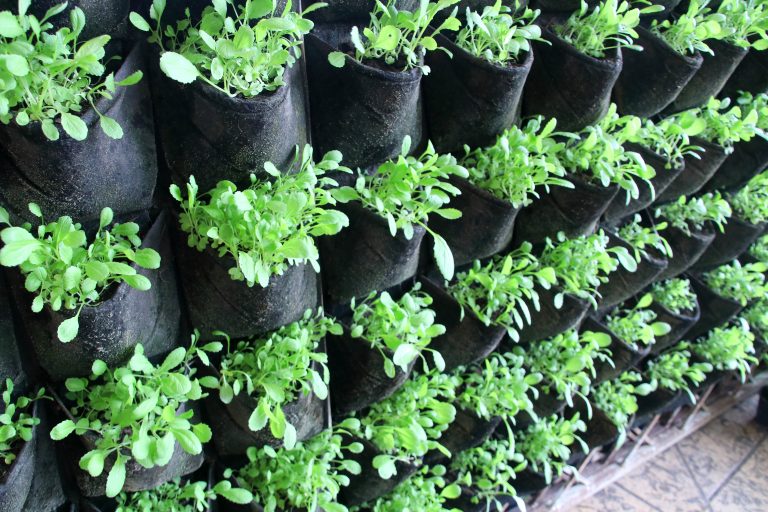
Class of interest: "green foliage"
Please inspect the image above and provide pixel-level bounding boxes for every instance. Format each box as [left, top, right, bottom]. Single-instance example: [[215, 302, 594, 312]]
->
[[452, 438, 526, 511], [645, 343, 712, 402], [554, 0, 661, 58], [213, 310, 338, 449], [605, 294, 672, 350], [592, 371, 651, 445], [729, 170, 768, 225], [716, 0, 768, 50], [333, 137, 468, 280], [655, 192, 732, 236], [0, 3, 142, 141], [518, 329, 613, 410], [115, 478, 253, 512], [743, 298, 768, 336], [617, 214, 673, 262], [171, 146, 349, 288], [49, 338, 221, 497], [365, 464, 462, 512], [0, 379, 45, 465], [349, 283, 445, 377], [349, 372, 457, 478], [328, 0, 461, 73], [737, 91, 768, 132], [447, 243, 557, 340], [703, 260, 767, 306], [0, 204, 161, 343], [133, 0, 320, 97], [231, 421, 363, 512], [454, 0, 544, 64], [692, 319, 757, 381], [650, 278, 697, 315], [650, 0, 726, 56], [626, 117, 702, 169], [539, 230, 637, 309], [461, 117, 572, 207], [517, 413, 587, 484], [671, 96, 760, 151], [749, 234, 768, 264]]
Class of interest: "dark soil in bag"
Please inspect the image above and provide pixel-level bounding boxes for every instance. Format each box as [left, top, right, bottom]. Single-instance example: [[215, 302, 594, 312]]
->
[[423, 34, 533, 154], [684, 274, 743, 340], [655, 138, 728, 204], [0, 42, 157, 227], [428, 177, 520, 268], [327, 329, 417, 416], [703, 137, 768, 193], [655, 224, 715, 281], [648, 299, 700, 355], [153, 57, 308, 192], [419, 278, 507, 371], [0, 403, 37, 512], [522, 22, 623, 132], [0, 273, 23, 386], [320, 202, 426, 304], [690, 217, 765, 272], [425, 408, 501, 464], [306, 26, 424, 170], [304, 0, 418, 23], [512, 173, 620, 247], [584, 317, 651, 384], [0, 0, 130, 40], [663, 39, 748, 114], [339, 438, 420, 507], [603, 144, 683, 225], [516, 284, 590, 346], [720, 47, 768, 98], [11, 212, 180, 381]]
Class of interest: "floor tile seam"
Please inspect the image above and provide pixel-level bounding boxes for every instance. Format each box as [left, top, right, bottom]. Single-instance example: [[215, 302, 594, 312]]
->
[[707, 433, 768, 503]]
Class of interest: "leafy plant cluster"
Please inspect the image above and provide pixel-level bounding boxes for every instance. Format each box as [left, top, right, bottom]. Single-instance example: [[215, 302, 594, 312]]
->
[[743, 298, 768, 337], [171, 146, 349, 288], [749, 234, 768, 264], [332, 137, 468, 280], [715, 0, 768, 50], [0, 2, 143, 141], [592, 371, 652, 445], [349, 283, 445, 377], [645, 343, 712, 402], [213, 309, 338, 448], [115, 478, 253, 512], [461, 117, 572, 207], [617, 214, 673, 262], [671, 96, 759, 152], [729, 170, 768, 226], [655, 192, 732, 236], [627, 116, 702, 169], [0, 379, 45, 466], [703, 260, 767, 306], [364, 464, 461, 512], [0, 204, 161, 343], [517, 413, 588, 484], [446, 242, 557, 340], [692, 319, 757, 381], [605, 294, 672, 351], [650, 0, 727, 56], [737, 91, 768, 132], [650, 278, 698, 315], [49, 337, 222, 497]]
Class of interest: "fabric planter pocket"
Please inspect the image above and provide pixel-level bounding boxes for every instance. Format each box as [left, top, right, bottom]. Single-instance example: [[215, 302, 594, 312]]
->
[[632, 389, 685, 428], [684, 275, 743, 340], [0, 273, 23, 385], [585, 317, 651, 384], [423, 34, 533, 154], [516, 285, 590, 345], [655, 138, 728, 204], [663, 39, 748, 114], [704, 137, 768, 194], [648, 299, 701, 355], [720, 47, 768, 98], [0, 42, 157, 227], [306, 28, 424, 170], [327, 329, 417, 416], [0, 0, 130, 40], [690, 218, 766, 272], [425, 408, 501, 465], [603, 144, 683, 225], [515, 388, 566, 429], [429, 177, 520, 268], [655, 224, 715, 281], [612, 27, 703, 117], [522, 23, 623, 132], [320, 202, 426, 304], [581, 405, 622, 450], [305, 0, 418, 23], [11, 212, 180, 381], [0, 402, 37, 512], [513, 174, 620, 247], [419, 278, 506, 371], [153, 59, 308, 192]]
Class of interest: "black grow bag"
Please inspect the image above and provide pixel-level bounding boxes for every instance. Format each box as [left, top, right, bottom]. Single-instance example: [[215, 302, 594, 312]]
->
[[690, 217, 766, 272], [584, 317, 651, 384], [603, 144, 683, 225], [515, 387, 566, 429], [648, 300, 700, 355], [422, 34, 533, 153], [512, 173, 620, 247], [516, 285, 590, 345], [419, 278, 506, 371], [304, 0, 418, 23], [632, 389, 686, 428], [306, 27, 424, 170], [428, 177, 520, 268], [522, 21, 622, 132], [320, 202, 426, 304], [0, 402, 37, 512], [327, 329, 417, 416], [663, 39, 748, 114], [612, 26, 703, 117], [0, 0, 130, 40], [720, 47, 768, 98], [0, 42, 157, 227], [684, 275, 743, 340], [655, 224, 715, 281], [10, 212, 180, 381], [0, 273, 23, 386], [703, 136, 768, 193], [655, 138, 728, 204], [425, 408, 501, 464]]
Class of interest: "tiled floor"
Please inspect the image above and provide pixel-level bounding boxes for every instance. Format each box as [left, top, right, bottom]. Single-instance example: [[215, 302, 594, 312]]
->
[[571, 395, 768, 512]]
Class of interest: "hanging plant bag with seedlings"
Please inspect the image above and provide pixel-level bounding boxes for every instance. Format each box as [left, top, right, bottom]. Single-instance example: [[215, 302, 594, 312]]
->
[[306, 1, 461, 170], [648, 278, 701, 353], [328, 284, 446, 416], [642, 342, 713, 405], [592, 371, 652, 447], [686, 269, 755, 339], [581, 316, 646, 383], [0, 6, 154, 227], [603, 294, 671, 361], [365, 465, 463, 512], [0, 274, 23, 386], [0, 0, 130, 40], [204, 311, 335, 456], [431, 118, 571, 267], [170, 147, 347, 340], [422, 1, 539, 154], [49, 340, 222, 498], [657, 137, 728, 202], [133, 0, 314, 192], [0, 206, 179, 381], [692, 319, 757, 383], [323, 138, 467, 303], [720, 46, 768, 98]]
